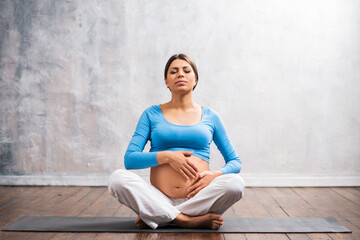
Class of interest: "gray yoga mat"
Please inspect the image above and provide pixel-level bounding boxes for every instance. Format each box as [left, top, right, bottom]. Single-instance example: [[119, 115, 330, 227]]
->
[[2, 216, 351, 233]]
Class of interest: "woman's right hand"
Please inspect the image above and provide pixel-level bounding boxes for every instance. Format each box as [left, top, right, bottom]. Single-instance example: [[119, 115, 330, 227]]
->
[[157, 151, 199, 180]]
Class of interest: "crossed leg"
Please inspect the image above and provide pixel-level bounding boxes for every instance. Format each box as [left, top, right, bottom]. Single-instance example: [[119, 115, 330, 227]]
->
[[108, 169, 245, 229]]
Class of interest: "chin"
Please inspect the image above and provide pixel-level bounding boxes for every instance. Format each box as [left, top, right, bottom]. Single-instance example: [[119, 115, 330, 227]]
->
[[173, 88, 193, 94]]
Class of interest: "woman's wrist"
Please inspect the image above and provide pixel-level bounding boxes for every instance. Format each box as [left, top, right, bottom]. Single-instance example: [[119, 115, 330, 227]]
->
[[156, 151, 172, 165]]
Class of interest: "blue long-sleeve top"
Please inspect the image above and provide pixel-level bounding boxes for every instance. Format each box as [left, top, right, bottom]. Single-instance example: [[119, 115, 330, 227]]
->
[[124, 105, 242, 174]]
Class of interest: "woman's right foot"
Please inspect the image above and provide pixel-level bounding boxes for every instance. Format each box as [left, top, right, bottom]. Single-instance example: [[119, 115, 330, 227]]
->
[[135, 215, 149, 229], [173, 213, 223, 230]]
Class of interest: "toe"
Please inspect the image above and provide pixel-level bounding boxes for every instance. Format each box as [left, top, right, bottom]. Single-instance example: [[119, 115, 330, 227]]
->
[[212, 223, 220, 230], [214, 220, 223, 225]]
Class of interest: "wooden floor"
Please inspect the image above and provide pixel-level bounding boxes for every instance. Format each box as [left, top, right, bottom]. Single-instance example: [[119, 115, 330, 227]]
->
[[0, 186, 359, 240]]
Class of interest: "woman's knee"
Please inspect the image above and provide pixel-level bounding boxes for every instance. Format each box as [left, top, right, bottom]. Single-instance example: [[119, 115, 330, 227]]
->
[[221, 174, 245, 200], [108, 169, 131, 193]]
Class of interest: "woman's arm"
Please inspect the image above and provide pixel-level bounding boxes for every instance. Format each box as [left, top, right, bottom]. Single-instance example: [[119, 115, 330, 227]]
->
[[187, 110, 242, 198], [124, 110, 158, 169], [213, 111, 242, 174], [124, 109, 198, 179]]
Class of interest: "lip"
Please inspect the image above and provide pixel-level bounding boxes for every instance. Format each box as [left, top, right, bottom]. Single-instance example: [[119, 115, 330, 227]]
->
[[175, 80, 187, 84]]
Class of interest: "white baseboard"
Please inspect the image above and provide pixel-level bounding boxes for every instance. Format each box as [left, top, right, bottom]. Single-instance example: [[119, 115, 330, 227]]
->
[[0, 174, 110, 186], [241, 175, 360, 187], [1, 174, 359, 187]]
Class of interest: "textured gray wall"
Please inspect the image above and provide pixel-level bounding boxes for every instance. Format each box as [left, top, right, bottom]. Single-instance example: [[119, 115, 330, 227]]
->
[[0, 0, 359, 185]]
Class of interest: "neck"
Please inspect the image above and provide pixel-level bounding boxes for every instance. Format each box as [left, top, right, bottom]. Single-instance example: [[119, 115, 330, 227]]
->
[[168, 92, 196, 110]]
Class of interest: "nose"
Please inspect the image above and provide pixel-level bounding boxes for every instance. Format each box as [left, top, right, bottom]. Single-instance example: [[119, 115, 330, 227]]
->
[[177, 70, 184, 78]]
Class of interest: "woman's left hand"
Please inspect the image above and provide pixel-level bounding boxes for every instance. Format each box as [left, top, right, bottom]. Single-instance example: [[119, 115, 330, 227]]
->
[[186, 170, 222, 198]]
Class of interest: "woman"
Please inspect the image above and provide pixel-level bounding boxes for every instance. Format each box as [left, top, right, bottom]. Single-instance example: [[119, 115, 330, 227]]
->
[[108, 54, 245, 230]]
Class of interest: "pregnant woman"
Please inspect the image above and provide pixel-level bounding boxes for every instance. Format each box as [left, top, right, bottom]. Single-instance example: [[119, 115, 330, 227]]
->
[[108, 53, 245, 230]]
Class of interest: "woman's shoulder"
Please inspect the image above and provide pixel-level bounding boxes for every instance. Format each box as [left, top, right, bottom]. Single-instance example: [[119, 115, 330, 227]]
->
[[141, 104, 161, 117], [202, 105, 220, 118], [144, 104, 160, 112]]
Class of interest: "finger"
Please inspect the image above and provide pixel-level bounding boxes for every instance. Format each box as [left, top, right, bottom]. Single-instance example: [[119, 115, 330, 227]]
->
[[199, 171, 206, 178], [187, 185, 195, 194], [183, 161, 198, 179], [182, 166, 196, 179], [179, 169, 189, 180], [182, 151, 194, 157], [186, 180, 200, 195], [194, 173, 200, 181], [187, 178, 201, 193], [184, 164, 197, 178], [188, 185, 202, 198], [186, 160, 199, 172]]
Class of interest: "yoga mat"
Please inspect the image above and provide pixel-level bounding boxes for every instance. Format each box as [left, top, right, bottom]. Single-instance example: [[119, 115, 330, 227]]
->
[[2, 216, 351, 233]]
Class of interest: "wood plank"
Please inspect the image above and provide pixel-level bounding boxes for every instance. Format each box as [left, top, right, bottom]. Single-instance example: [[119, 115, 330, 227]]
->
[[21, 187, 76, 240], [77, 188, 109, 217], [26, 187, 82, 240], [49, 187, 104, 240], [0, 187, 45, 219], [260, 188, 311, 240], [0, 187, 28, 209], [255, 187, 290, 217], [331, 187, 360, 207], [0, 187, 51, 225], [45, 187, 93, 216], [68, 187, 106, 216], [113, 202, 137, 217], [94, 233, 137, 240], [76, 187, 137, 240], [98, 196, 121, 217], [1, 231, 30, 240], [293, 187, 359, 240], [294, 188, 360, 224], [70, 233, 98, 240], [340, 187, 360, 198], [1, 187, 359, 240], [190, 233, 224, 240], [159, 232, 221, 240], [223, 233, 247, 240], [232, 188, 290, 240], [27, 186, 73, 214], [0, 187, 57, 240], [266, 187, 331, 240]]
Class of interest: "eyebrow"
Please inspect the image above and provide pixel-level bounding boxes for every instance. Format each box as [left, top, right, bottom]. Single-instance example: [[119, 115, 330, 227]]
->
[[170, 66, 191, 70]]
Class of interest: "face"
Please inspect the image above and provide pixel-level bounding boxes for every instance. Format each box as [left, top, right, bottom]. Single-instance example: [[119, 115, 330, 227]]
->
[[165, 59, 197, 92]]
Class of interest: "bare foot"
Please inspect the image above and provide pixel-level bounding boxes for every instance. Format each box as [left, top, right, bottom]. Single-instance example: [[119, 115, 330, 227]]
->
[[135, 215, 150, 229], [173, 213, 223, 230]]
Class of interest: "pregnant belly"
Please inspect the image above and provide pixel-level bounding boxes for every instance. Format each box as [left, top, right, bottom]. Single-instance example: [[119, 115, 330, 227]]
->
[[150, 155, 210, 198]]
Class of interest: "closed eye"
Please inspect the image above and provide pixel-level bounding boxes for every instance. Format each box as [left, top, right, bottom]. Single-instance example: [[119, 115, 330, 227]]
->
[[169, 66, 192, 74], [183, 66, 191, 73]]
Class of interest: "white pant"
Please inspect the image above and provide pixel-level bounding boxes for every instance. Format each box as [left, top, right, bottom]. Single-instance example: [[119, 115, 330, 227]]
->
[[108, 169, 245, 229]]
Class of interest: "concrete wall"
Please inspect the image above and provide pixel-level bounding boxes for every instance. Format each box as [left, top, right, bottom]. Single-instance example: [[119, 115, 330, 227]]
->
[[1, 0, 359, 186]]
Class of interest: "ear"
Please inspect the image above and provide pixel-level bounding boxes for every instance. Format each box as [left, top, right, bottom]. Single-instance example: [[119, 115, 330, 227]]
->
[[165, 78, 172, 91]]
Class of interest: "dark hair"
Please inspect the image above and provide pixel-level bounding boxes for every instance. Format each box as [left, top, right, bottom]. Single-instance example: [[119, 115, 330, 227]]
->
[[164, 53, 199, 90]]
